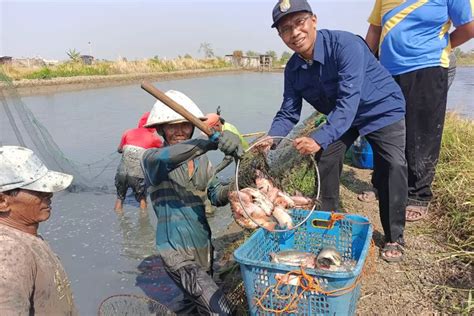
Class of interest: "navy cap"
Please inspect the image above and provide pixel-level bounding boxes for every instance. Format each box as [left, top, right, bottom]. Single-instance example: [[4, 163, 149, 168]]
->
[[271, 0, 313, 28]]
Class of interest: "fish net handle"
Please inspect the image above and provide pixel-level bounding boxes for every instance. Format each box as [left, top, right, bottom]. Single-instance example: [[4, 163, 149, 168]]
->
[[234, 136, 321, 232]]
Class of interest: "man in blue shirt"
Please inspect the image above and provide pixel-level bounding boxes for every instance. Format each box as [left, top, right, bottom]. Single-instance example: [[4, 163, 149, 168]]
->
[[262, 0, 408, 262]]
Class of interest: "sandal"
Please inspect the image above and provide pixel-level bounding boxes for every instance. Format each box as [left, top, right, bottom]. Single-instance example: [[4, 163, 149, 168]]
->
[[357, 190, 378, 202], [381, 243, 405, 263], [406, 205, 428, 222]]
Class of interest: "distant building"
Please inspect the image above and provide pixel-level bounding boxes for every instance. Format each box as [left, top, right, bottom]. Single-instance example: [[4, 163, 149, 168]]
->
[[80, 55, 94, 65], [42, 59, 60, 66], [0, 56, 13, 65], [224, 55, 260, 68], [12, 58, 46, 68], [259, 55, 272, 71]]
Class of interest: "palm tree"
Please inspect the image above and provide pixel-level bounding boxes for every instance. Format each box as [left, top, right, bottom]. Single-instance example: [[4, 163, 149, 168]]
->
[[66, 49, 81, 62]]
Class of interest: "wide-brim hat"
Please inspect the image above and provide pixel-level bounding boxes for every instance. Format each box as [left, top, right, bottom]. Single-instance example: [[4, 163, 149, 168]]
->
[[0, 146, 73, 193], [145, 90, 206, 128]]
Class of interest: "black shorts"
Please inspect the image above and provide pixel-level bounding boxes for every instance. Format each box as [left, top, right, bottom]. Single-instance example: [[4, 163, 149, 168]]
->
[[115, 171, 146, 202]]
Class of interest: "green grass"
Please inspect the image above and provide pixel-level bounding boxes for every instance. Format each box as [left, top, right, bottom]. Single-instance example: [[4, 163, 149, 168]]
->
[[5, 57, 232, 81], [457, 54, 474, 66], [432, 114, 474, 261], [25, 62, 111, 79]]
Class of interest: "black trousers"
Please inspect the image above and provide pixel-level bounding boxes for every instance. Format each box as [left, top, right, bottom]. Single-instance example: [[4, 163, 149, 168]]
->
[[394, 67, 448, 206], [315, 119, 408, 244], [164, 263, 232, 315]]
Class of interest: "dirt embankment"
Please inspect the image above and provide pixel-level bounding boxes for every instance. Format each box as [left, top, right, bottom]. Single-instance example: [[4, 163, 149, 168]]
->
[[1, 68, 274, 97]]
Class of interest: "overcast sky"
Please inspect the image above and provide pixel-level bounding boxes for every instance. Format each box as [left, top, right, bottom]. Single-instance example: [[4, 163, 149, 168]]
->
[[1, 0, 473, 61]]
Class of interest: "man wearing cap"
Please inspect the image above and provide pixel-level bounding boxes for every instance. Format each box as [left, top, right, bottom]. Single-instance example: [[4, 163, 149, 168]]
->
[[142, 90, 242, 314], [262, 0, 408, 262], [0, 146, 77, 315]]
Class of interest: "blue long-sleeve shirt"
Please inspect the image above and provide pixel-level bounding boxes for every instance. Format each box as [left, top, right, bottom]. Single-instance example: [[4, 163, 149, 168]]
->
[[268, 29, 406, 149]]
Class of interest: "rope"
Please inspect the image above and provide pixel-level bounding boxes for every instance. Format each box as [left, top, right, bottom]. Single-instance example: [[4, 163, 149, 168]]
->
[[241, 131, 266, 138], [255, 213, 376, 313]]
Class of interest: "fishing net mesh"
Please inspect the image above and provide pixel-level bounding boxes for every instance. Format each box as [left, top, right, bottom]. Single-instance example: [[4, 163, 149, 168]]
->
[[98, 294, 175, 316], [237, 136, 320, 201], [0, 74, 119, 193]]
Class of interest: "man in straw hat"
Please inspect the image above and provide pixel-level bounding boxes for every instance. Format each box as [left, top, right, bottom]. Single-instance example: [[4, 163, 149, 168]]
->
[[142, 90, 243, 315], [0, 146, 77, 315], [260, 0, 408, 262]]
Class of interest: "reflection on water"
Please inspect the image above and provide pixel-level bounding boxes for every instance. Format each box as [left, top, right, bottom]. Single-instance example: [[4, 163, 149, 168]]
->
[[117, 212, 187, 312], [116, 211, 157, 260], [1, 70, 471, 314], [447, 67, 474, 118], [136, 255, 185, 312]]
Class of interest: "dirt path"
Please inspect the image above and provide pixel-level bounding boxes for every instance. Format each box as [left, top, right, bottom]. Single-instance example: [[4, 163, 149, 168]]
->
[[338, 166, 470, 314], [215, 165, 472, 314]]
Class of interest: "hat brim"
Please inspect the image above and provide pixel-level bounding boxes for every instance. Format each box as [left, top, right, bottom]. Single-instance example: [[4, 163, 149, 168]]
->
[[22, 170, 73, 193], [144, 117, 207, 128]]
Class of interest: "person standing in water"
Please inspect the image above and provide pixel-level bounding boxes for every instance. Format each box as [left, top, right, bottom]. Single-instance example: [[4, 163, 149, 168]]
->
[[142, 90, 243, 314], [114, 111, 162, 211]]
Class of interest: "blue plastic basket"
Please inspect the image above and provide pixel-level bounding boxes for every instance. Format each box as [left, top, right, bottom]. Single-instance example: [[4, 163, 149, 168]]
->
[[350, 137, 373, 169], [233, 210, 373, 315]]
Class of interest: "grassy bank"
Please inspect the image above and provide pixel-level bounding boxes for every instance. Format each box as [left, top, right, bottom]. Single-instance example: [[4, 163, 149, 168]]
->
[[432, 113, 473, 260], [456, 52, 474, 66], [1, 57, 232, 81]]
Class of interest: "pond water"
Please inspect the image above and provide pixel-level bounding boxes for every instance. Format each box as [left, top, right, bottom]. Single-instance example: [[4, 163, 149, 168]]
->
[[0, 69, 472, 314]]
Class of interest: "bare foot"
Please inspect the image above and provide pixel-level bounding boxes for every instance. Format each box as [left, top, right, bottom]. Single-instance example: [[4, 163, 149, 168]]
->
[[406, 205, 428, 222], [381, 242, 404, 263], [139, 199, 147, 210], [357, 190, 378, 203], [114, 199, 123, 211]]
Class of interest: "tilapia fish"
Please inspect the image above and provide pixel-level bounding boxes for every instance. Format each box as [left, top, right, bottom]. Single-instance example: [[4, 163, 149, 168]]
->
[[316, 247, 342, 270], [270, 250, 316, 269], [229, 170, 314, 230]]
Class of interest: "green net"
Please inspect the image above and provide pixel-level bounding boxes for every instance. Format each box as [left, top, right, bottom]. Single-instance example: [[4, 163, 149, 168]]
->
[[0, 73, 119, 193]]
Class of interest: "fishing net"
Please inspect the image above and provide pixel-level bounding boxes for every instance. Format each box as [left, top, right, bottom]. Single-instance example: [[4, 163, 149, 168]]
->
[[0, 73, 119, 193], [233, 136, 321, 232], [98, 294, 175, 316]]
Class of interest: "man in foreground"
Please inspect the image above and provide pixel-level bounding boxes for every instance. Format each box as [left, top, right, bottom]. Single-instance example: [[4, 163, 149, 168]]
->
[[0, 146, 77, 315], [261, 0, 408, 262], [142, 90, 243, 314]]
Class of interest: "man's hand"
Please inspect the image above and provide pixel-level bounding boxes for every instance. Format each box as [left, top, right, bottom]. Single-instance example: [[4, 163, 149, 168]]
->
[[294, 137, 321, 155], [254, 136, 273, 154], [218, 131, 244, 158]]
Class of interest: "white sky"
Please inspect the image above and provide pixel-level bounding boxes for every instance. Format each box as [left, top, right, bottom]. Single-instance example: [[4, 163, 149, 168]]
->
[[1, 0, 473, 61]]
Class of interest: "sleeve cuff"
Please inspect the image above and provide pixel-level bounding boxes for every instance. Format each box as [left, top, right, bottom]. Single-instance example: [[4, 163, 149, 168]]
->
[[311, 129, 331, 150]]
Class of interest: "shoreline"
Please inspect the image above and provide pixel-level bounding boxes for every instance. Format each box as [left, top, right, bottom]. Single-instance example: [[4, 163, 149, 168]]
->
[[1, 68, 282, 97]]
